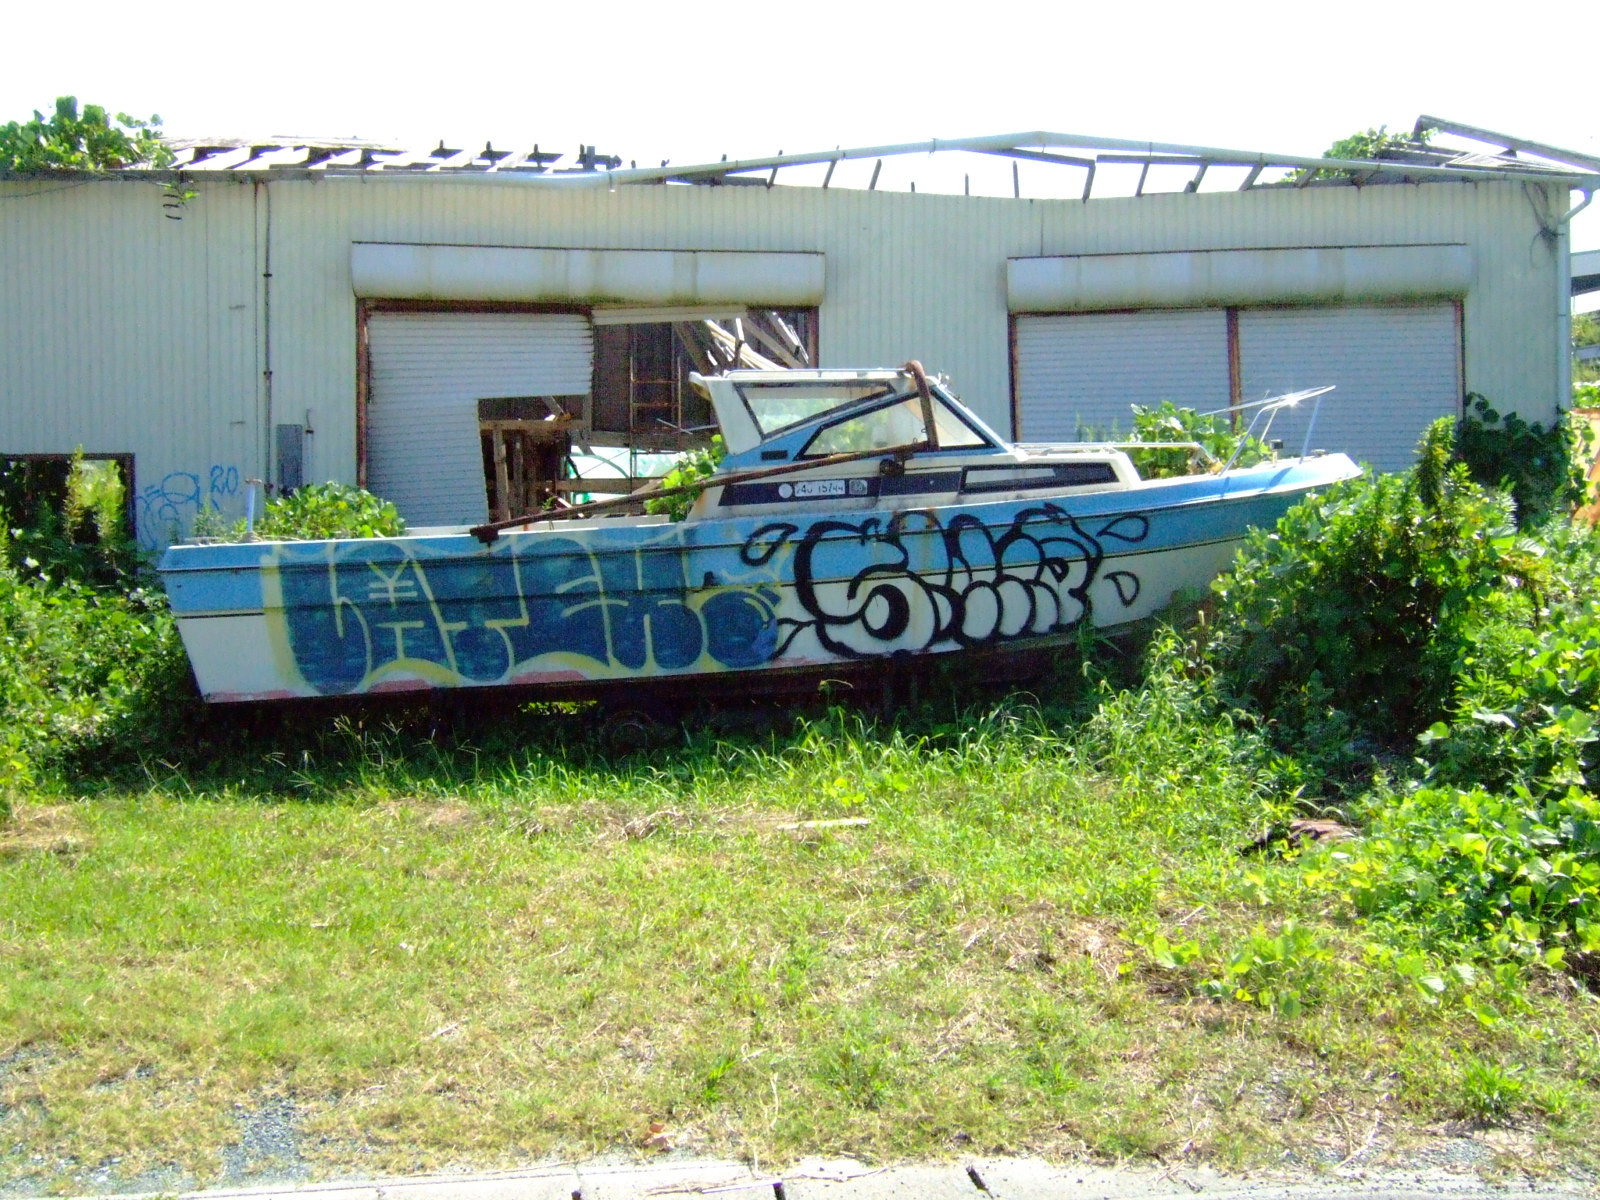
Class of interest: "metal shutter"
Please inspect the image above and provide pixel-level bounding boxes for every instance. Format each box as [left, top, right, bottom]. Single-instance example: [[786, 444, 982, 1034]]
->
[[1237, 304, 1460, 473], [366, 312, 593, 527], [1014, 310, 1230, 441]]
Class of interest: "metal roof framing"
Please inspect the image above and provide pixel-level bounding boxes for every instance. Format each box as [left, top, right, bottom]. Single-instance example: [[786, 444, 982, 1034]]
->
[[7, 120, 1596, 198]]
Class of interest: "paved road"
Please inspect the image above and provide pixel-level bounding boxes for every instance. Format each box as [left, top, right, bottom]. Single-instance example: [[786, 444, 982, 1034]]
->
[[53, 1158, 1597, 1200]]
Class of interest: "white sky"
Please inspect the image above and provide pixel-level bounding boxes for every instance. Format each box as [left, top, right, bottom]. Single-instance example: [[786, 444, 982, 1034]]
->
[[5, 0, 1597, 302]]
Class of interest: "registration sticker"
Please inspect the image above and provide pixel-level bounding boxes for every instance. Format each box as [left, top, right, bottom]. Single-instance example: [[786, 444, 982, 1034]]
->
[[778, 479, 849, 500]]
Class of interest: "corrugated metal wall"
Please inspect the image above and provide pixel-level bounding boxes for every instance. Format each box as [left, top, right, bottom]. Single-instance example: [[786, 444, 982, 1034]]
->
[[0, 177, 261, 543], [0, 171, 1569, 545]]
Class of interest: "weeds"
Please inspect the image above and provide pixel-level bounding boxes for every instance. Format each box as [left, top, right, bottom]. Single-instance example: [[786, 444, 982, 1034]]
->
[[4, 408, 1600, 1182]]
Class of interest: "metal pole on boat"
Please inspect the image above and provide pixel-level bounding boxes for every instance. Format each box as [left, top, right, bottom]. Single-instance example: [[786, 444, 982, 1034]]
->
[[244, 478, 262, 540], [1300, 392, 1324, 460]]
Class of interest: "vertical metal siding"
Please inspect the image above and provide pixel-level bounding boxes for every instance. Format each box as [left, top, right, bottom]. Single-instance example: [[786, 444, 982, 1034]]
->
[[1014, 311, 1231, 440], [1, 172, 1566, 546], [0, 178, 260, 544]]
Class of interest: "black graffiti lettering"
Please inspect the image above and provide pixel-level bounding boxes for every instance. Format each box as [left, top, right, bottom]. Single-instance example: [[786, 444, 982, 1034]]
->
[[750, 504, 1150, 661]]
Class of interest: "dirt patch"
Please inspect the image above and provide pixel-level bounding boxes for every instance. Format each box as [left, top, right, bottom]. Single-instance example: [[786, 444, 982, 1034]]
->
[[0, 805, 89, 859]]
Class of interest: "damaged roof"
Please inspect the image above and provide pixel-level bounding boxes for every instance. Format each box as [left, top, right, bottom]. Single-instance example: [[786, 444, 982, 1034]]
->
[[16, 117, 1600, 199]]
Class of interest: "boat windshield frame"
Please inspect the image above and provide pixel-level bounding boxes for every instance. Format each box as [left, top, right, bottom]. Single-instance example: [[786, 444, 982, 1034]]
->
[[732, 379, 900, 440], [796, 389, 995, 459]]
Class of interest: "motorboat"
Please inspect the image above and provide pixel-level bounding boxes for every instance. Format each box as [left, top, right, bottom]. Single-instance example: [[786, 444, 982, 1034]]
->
[[158, 364, 1360, 703]]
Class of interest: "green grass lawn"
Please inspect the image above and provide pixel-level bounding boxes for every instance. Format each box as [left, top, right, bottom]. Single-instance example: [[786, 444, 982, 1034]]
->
[[3, 702, 1597, 1191]]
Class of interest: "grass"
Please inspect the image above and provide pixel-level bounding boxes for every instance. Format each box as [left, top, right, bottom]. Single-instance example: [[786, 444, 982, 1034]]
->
[[3, 699, 1598, 1191]]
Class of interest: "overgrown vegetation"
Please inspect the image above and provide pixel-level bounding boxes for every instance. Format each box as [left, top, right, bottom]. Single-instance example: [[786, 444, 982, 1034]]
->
[[4, 399, 1600, 1186], [1455, 393, 1591, 526], [1123, 401, 1268, 479], [194, 482, 407, 542], [1, 95, 170, 172], [1289, 122, 1434, 182], [644, 435, 727, 520]]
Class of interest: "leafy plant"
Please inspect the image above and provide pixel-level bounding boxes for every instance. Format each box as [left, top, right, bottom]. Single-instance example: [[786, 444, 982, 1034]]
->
[[1458, 1057, 1527, 1124], [199, 483, 406, 542], [1454, 394, 1590, 527], [1124, 401, 1269, 479], [1421, 526, 1600, 797], [1, 95, 171, 172], [1289, 123, 1433, 182], [1199, 921, 1332, 1017], [2, 452, 144, 589], [1208, 418, 1526, 757], [644, 435, 726, 521], [1325, 782, 1600, 964], [0, 524, 182, 801]]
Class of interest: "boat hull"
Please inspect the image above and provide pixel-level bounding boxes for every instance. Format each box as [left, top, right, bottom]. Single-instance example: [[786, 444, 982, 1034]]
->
[[159, 456, 1358, 703]]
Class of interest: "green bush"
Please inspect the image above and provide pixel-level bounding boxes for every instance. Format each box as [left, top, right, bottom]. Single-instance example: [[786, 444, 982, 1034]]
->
[[1322, 782, 1600, 965], [1122, 401, 1269, 480], [2, 453, 145, 588], [644, 436, 726, 521], [0, 525, 183, 801], [1420, 522, 1600, 798], [1454, 394, 1590, 528], [197, 482, 406, 541], [1207, 418, 1526, 756]]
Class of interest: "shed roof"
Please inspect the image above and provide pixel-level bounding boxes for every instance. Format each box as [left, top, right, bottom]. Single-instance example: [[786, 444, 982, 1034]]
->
[[9, 116, 1598, 199]]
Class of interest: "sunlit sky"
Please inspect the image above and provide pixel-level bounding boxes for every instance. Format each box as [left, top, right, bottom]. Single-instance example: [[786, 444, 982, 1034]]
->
[[6, 0, 1597, 305]]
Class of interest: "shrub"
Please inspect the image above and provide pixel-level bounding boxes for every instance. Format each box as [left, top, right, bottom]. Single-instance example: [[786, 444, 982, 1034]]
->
[[1454, 394, 1590, 528], [1, 452, 144, 588], [197, 482, 406, 541], [1207, 418, 1525, 756], [1421, 521, 1600, 797], [0, 524, 182, 798], [1123, 401, 1269, 480], [644, 436, 726, 521], [1324, 782, 1600, 965]]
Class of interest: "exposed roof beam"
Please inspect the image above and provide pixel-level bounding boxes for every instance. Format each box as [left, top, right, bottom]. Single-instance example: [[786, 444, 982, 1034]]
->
[[1417, 115, 1600, 174]]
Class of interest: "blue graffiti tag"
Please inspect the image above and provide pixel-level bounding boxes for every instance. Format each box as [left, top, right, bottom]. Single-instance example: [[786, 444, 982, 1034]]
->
[[137, 465, 244, 548], [274, 529, 783, 695], [269, 504, 1150, 696]]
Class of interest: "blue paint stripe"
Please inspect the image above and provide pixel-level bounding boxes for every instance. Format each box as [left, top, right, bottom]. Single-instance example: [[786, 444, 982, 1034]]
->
[[159, 457, 1355, 618]]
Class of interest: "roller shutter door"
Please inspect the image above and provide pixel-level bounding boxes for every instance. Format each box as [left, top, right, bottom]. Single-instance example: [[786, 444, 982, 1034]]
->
[[1014, 310, 1230, 441], [366, 312, 593, 526], [1237, 304, 1460, 473]]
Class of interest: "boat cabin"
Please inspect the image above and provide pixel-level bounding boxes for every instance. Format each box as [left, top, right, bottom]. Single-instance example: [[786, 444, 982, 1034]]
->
[[686, 367, 1141, 521]]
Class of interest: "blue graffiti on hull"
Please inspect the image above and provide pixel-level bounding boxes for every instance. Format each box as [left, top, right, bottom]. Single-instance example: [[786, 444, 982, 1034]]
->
[[275, 530, 782, 695], [271, 505, 1152, 695]]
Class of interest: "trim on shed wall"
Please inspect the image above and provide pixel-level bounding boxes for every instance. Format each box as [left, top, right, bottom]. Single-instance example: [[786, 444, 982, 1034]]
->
[[1006, 244, 1476, 312], [350, 243, 826, 306]]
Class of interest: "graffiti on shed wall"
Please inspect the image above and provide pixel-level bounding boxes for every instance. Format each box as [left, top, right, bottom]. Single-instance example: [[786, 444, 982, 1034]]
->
[[137, 465, 242, 547]]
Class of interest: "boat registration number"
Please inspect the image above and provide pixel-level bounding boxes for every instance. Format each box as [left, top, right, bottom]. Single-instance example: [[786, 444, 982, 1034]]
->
[[778, 478, 865, 500]]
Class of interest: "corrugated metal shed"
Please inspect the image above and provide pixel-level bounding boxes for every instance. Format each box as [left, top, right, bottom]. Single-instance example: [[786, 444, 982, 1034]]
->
[[1, 120, 1592, 545]]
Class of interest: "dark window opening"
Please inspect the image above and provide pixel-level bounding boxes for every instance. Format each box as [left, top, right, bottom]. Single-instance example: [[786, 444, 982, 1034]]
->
[[591, 310, 817, 453], [0, 453, 136, 541]]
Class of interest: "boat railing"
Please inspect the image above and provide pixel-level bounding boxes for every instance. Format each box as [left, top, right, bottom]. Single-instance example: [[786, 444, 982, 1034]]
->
[[1203, 386, 1336, 472]]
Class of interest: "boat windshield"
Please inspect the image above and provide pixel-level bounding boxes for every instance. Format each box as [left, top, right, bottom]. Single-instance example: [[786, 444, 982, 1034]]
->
[[735, 381, 896, 438], [803, 393, 990, 456]]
